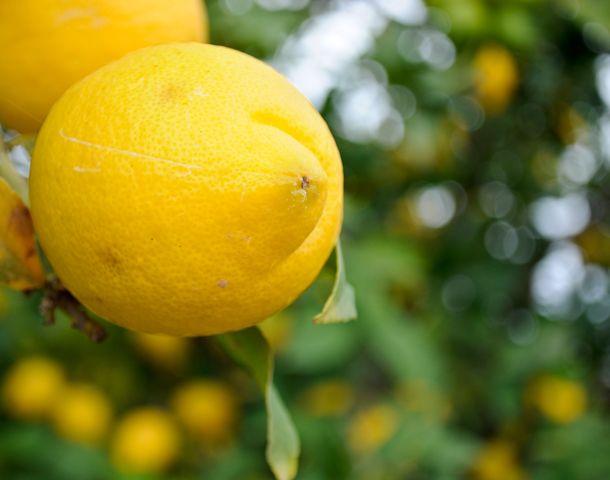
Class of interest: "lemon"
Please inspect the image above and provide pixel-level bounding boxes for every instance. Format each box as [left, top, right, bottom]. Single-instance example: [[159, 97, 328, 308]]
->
[[528, 375, 586, 424], [472, 440, 527, 480], [171, 379, 239, 445], [2, 356, 65, 420], [131, 332, 191, 372], [51, 383, 113, 445], [30, 43, 343, 336], [0, 0, 207, 133], [111, 407, 180, 474], [472, 44, 519, 115], [298, 380, 354, 417], [347, 404, 398, 454]]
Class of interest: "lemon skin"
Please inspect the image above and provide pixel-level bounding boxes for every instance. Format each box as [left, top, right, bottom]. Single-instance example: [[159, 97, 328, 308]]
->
[[0, 0, 207, 133], [30, 43, 343, 336]]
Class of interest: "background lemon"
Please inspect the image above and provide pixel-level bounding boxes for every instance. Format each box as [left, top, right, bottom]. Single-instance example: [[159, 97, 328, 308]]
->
[[51, 383, 113, 445], [131, 332, 191, 372], [1, 356, 65, 420], [110, 407, 180, 474], [0, 0, 207, 133], [30, 43, 343, 336], [171, 379, 239, 445]]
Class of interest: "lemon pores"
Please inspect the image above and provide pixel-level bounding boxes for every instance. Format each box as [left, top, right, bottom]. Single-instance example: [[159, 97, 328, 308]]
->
[[0, 0, 207, 133], [30, 43, 344, 336]]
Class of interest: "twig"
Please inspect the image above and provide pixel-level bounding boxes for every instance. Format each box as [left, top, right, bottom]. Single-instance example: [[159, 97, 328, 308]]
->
[[40, 278, 107, 343]]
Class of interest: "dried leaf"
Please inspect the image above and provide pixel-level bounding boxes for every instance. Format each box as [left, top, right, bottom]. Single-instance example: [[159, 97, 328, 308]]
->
[[314, 240, 357, 324], [0, 177, 45, 289]]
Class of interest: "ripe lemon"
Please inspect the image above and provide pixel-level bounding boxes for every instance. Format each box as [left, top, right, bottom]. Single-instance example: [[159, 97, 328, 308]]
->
[[472, 44, 519, 115], [527, 375, 586, 424], [111, 407, 181, 474], [30, 43, 343, 336], [0, 0, 207, 133], [170, 379, 239, 445], [472, 440, 527, 480], [298, 380, 354, 417], [51, 383, 113, 445], [2, 356, 65, 420], [131, 332, 191, 372], [347, 404, 398, 454]]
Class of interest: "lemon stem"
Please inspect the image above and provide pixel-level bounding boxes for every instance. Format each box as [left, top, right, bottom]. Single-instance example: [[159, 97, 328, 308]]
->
[[40, 277, 107, 342]]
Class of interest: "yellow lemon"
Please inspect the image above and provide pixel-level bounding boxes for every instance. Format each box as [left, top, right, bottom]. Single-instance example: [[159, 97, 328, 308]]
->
[[472, 44, 519, 115], [298, 380, 354, 417], [347, 404, 398, 454], [0, 0, 207, 133], [528, 375, 587, 424], [131, 332, 191, 372], [111, 407, 180, 474], [472, 440, 527, 480], [2, 356, 65, 420], [171, 379, 239, 445], [30, 43, 343, 336], [51, 383, 113, 445]]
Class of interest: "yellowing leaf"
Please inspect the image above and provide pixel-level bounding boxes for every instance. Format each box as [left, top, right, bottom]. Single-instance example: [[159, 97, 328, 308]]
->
[[0, 178, 45, 290], [314, 240, 357, 324]]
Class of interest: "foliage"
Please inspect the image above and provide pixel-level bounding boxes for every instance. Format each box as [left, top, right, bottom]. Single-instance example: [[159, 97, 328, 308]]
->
[[2, 0, 610, 479]]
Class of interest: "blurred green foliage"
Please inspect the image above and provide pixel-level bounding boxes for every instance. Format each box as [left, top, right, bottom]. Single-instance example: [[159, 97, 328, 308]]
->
[[2, 0, 610, 479]]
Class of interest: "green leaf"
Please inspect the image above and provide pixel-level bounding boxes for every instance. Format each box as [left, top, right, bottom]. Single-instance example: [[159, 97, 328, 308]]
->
[[313, 240, 357, 325], [218, 327, 300, 480], [266, 385, 299, 480]]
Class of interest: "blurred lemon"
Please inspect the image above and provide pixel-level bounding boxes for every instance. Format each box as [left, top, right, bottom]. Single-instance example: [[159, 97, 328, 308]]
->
[[347, 404, 398, 454], [556, 106, 587, 145], [298, 380, 354, 417], [527, 375, 587, 424], [472, 44, 519, 115], [171, 379, 239, 445], [51, 383, 113, 445], [395, 380, 452, 421], [111, 407, 181, 474], [472, 440, 527, 480], [131, 332, 191, 372], [577, 226, 610, 266], [2, 356, 65, 420], [0, 0, 208, 132]]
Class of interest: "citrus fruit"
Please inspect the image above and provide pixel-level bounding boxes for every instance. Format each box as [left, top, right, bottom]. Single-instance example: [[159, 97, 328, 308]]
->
[[131, 332, 191, 372], [298, 380, 353, 417], [30, 43, 343, 336], [0, 0, 207, 133], [171, 379, 239, 445], [2, 356, 65, 420], [527, 375, 587, 424], [472, 440, 527, 480], [111, 407, 180, 474], [347, 404, 398, 454], [472, 44, 519, 115], [51, 383, 113, 445]]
